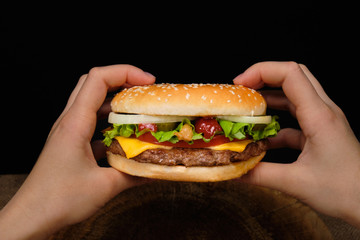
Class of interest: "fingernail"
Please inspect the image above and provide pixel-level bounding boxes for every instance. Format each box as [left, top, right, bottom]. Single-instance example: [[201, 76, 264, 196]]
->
[[234, 72, 245, 79], [144, 71, 155, 78], [233, 73, 244, 84]]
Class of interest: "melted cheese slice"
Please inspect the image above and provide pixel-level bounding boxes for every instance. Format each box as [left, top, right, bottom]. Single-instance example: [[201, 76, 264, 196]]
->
[[115, 136, 253, 159], [115, 136, 171, 158], [209, 139, 253, 152]]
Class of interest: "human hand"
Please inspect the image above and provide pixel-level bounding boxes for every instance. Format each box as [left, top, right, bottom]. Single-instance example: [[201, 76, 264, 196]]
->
[[0, 65, 156, 239], [233, 61, 360, 228]]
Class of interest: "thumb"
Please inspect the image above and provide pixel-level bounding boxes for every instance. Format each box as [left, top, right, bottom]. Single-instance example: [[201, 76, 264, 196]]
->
[[238, 162, 298, 195], [100, 168, 151, 198]]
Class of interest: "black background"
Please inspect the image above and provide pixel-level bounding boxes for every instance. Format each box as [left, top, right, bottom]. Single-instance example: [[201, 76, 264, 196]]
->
[[2, 6, 359, 173]]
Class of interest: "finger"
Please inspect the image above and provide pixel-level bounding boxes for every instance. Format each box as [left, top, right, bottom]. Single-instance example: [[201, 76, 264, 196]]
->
[[299, 64, 335, 107], [67, 65, 156, 139], [100, 167, 152, 198], [268, 128, 305, 150], [49, 74, 88, 137], [239, 162, 299, 195], [233, 62, 323, 110], [64, 74, 88, 112], [260, 90, 296, 116], [74, 65, 155, 116], [233, 61, 328, 131]]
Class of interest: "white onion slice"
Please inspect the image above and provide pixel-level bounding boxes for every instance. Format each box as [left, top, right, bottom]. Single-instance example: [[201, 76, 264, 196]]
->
[[108, 112, 196, 124], [217, 115, 272, 124]]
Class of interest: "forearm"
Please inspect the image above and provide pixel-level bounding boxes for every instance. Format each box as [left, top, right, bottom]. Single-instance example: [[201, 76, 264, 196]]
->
[[0, 201, 52, 240], [0, 180, 63, 240]]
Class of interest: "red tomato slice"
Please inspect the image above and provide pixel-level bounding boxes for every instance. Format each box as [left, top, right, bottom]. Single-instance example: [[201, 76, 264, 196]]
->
[[137, 132, 236, 148]]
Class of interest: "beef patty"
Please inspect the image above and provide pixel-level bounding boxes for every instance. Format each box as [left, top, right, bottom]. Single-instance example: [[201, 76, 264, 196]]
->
[[107, 139, 269, 167]]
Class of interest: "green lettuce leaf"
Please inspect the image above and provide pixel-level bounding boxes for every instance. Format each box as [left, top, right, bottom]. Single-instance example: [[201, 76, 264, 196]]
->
[[218, 116, 280, 141], [103, 118, 205, 146], [251, 116, 280, 140], [103, 116, 280, 147], [103, 124, 136, 147]]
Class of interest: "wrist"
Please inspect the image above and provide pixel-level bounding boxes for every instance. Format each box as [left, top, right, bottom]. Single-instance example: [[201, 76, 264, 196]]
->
[[337, 176, 360, 228], [341, 195, 360, 228]]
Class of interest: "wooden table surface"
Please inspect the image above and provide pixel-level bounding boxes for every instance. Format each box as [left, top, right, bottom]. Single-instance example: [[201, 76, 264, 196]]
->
[[1, 174, 360, 239]]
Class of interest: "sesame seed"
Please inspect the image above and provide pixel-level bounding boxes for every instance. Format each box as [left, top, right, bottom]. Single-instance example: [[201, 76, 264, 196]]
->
[[186, 93, 190, 100], [227, 100, 231, 103]]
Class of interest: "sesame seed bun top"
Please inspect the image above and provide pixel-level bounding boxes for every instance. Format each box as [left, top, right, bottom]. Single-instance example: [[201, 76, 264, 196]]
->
[[111, 83, 267, 116]]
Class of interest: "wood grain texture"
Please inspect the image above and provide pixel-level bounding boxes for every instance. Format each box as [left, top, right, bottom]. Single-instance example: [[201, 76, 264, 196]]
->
[[50, 181, 332, 240]]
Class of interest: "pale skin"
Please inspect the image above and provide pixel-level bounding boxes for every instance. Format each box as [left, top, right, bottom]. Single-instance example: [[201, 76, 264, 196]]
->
[[0, 62, 359, 239], [0, 65, 156, 239], [233, 61, 360, 228]]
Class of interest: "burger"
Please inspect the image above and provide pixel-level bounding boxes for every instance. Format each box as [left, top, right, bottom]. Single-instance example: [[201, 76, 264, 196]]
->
[[103, 83, 280, 182]]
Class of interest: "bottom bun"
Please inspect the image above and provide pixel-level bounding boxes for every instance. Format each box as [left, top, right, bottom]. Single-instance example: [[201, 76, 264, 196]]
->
[[106, 151, 266, 182]]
